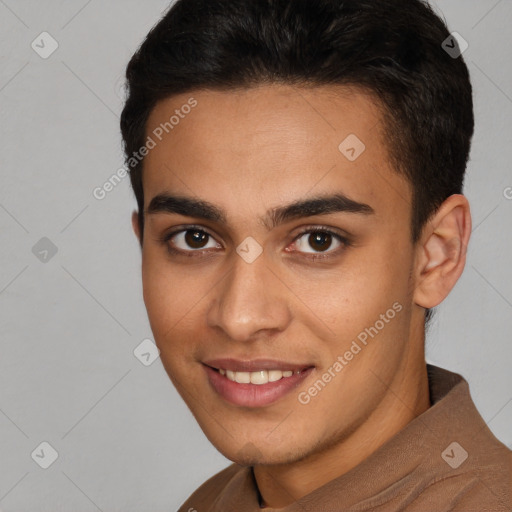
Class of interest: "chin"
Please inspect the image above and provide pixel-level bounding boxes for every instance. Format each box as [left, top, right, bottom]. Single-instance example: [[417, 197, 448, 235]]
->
[[212, 435, 304, 467]]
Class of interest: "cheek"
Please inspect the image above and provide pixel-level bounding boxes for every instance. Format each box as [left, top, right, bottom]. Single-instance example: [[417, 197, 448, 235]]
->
[[309, 244, 413, 370], [349, 236, 412, 300], [141, 256, 192, 340], [141, 265, 199, 386], [312, 257, 403, 325], [140, 253, 220, 357]]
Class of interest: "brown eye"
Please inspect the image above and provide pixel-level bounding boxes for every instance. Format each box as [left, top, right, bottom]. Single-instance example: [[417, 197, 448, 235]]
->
[[294, 230, 343, 254], [184, 230, 209, 249], [164, 227, 222, 253], [307, 232, 333, 252]]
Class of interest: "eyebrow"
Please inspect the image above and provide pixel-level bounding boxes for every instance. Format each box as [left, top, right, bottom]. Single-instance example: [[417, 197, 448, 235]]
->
[[146, 192, 375, 230]]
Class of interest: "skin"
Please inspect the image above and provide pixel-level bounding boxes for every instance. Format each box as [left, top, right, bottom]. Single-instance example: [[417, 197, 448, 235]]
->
[[131, 84, 471, 508]]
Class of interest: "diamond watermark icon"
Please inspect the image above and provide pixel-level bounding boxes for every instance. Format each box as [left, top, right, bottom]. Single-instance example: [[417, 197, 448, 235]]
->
[[31, 441, 59, 469], [441, 441, 468, 469], [31, 32, 59, 59], [441, 32, 468, 59], [338, 134, 366, 162], [32, 237, 58, 263], [134, 338, 160, 367], [236, 236, 263, 264]]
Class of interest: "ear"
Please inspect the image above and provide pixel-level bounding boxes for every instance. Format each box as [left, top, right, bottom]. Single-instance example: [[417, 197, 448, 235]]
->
[[131, 210, 142, 247], [413, 194, 471, 309]]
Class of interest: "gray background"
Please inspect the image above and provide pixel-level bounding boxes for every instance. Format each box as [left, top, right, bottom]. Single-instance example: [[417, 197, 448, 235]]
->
[[0, 1, 510, 510]]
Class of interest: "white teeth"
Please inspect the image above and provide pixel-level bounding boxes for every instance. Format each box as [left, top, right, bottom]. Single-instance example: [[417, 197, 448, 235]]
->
[[268, 370, 283, 382], [250, 370, 268, 385], [235, 371, 251, 384], [219, 368, 302, 385]]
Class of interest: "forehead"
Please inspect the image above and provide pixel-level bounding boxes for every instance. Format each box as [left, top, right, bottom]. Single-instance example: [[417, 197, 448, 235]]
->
[[142, 84, 411, 230]]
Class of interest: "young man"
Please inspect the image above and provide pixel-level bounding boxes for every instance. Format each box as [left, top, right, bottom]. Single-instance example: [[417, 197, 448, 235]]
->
[[121, 0, 511, 509]]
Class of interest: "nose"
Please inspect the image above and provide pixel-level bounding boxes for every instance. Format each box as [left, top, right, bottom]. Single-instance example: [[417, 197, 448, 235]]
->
[[206, 251, 292, 343]]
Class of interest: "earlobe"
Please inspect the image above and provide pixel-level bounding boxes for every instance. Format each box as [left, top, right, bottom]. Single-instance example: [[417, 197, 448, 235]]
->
[[414, 194, 471, 309]]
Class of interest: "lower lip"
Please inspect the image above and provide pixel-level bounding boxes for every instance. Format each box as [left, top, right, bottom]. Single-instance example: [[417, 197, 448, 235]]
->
[[203, 364, 314, 408]]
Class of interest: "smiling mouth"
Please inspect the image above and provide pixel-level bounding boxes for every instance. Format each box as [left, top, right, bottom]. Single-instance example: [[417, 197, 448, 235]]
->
[[202, 362, 315, 408], [210, 366, 312, 385]]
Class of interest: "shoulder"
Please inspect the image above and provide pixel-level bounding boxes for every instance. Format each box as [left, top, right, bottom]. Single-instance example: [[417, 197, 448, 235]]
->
[[451, 441, 512, 511], [177, 462, 243, 512], [415, 441, 511, 511]]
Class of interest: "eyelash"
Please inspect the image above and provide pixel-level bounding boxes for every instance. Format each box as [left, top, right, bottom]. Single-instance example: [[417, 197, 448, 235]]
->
[[158, 224, 351, 261]]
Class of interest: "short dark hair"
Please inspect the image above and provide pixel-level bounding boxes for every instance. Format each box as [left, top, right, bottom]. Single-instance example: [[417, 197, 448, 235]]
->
[[120, 0, 474, 324]]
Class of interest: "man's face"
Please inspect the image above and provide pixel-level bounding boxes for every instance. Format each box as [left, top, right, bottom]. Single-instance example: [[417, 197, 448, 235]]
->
[[137, 84, 423, 465]]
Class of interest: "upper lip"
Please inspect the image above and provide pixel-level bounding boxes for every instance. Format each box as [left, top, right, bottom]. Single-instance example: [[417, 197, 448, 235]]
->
[[203, 358, 314, 372]]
